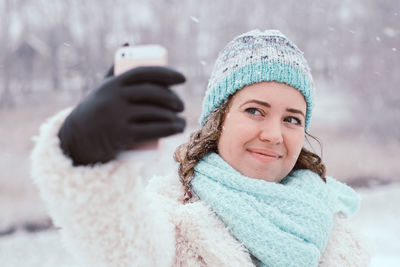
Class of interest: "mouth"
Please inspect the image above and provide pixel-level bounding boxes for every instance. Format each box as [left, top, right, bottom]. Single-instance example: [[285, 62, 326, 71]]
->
[[246, 148, 282, 163]]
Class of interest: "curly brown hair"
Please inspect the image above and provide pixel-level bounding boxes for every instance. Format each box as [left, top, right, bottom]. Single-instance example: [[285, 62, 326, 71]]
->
[[174, 98, 326, 197]]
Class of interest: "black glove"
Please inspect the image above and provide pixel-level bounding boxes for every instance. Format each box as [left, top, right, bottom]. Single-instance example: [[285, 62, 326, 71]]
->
[[58, 66, 186, 165]]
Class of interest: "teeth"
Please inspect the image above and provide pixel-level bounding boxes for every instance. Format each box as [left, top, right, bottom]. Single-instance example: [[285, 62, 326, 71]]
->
[[255, 152, 273, 157]]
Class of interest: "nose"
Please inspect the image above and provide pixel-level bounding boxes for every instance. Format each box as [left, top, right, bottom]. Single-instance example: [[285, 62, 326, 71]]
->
[[259, 118, 283, 144]]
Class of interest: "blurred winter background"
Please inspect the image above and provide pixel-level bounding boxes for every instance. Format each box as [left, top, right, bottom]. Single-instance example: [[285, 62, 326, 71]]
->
[[0, 0, 399, 266]]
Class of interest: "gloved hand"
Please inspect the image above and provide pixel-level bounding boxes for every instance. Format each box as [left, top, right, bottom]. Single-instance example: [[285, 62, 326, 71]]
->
[[58, 66, 186, 165]]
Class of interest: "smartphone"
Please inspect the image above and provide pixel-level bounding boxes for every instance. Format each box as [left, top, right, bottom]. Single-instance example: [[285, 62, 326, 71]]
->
[[114, 44, 167, 75], [114, 44, 168, 150]]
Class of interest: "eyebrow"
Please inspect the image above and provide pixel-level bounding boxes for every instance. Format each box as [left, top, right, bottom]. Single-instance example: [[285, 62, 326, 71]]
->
[[241, 99, 271, 108], [240, 99, 305, 118], [286, 108, 305, 118]]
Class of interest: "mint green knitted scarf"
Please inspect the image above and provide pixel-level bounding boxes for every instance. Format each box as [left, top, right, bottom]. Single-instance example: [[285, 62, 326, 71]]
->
[[190, 153, 360, 267]]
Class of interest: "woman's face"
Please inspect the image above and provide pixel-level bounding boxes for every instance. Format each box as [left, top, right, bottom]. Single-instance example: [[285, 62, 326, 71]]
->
[[217, 82, 306, 182]]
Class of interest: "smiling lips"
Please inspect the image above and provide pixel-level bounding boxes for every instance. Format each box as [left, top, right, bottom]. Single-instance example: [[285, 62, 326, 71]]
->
[[247, 148, 282, 163]]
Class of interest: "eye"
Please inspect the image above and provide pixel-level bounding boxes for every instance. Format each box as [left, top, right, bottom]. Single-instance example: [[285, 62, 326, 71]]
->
[[245, 107, 263, 116], [284, 116, 302, 125]]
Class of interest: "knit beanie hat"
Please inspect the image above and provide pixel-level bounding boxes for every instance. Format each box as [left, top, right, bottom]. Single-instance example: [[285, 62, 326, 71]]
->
[[200, 29, 314, 130]]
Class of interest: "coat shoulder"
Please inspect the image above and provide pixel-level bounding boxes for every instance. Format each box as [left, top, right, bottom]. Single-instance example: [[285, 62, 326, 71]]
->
[[146, 174, 255, 267]]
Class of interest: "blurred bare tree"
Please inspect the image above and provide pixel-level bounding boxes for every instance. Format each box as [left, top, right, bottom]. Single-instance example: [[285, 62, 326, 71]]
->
[[0, 0, 15, 108]]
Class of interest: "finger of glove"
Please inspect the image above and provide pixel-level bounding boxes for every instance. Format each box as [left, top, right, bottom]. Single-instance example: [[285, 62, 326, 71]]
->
[[129, 120, 186, 141], [116, 66, 186, 86], [128, 105, 184, 124], [121, 83, 184, 112]]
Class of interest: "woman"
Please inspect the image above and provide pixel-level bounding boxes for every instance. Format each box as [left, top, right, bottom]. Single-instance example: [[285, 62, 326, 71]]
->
[[31, 30, 370, 266]]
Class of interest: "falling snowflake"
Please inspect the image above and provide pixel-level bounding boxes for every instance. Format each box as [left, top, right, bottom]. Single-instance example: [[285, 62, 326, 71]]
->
[[383, 27, 396, 37], [190, 16, 199, 23]]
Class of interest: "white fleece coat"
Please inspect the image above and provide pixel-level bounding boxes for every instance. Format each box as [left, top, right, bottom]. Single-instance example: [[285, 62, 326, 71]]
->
[[31, 109, 371, 267]]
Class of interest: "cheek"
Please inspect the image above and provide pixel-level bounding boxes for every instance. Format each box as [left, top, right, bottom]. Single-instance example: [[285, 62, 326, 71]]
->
[[218, 113, 253, 155], [223, 115, 258, 145], [286, 132, 305, 158]]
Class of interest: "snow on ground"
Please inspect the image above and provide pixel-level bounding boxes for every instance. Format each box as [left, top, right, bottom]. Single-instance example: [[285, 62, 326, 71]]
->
[[352, 183, 400, 267], [0, 231, 78, 267]]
